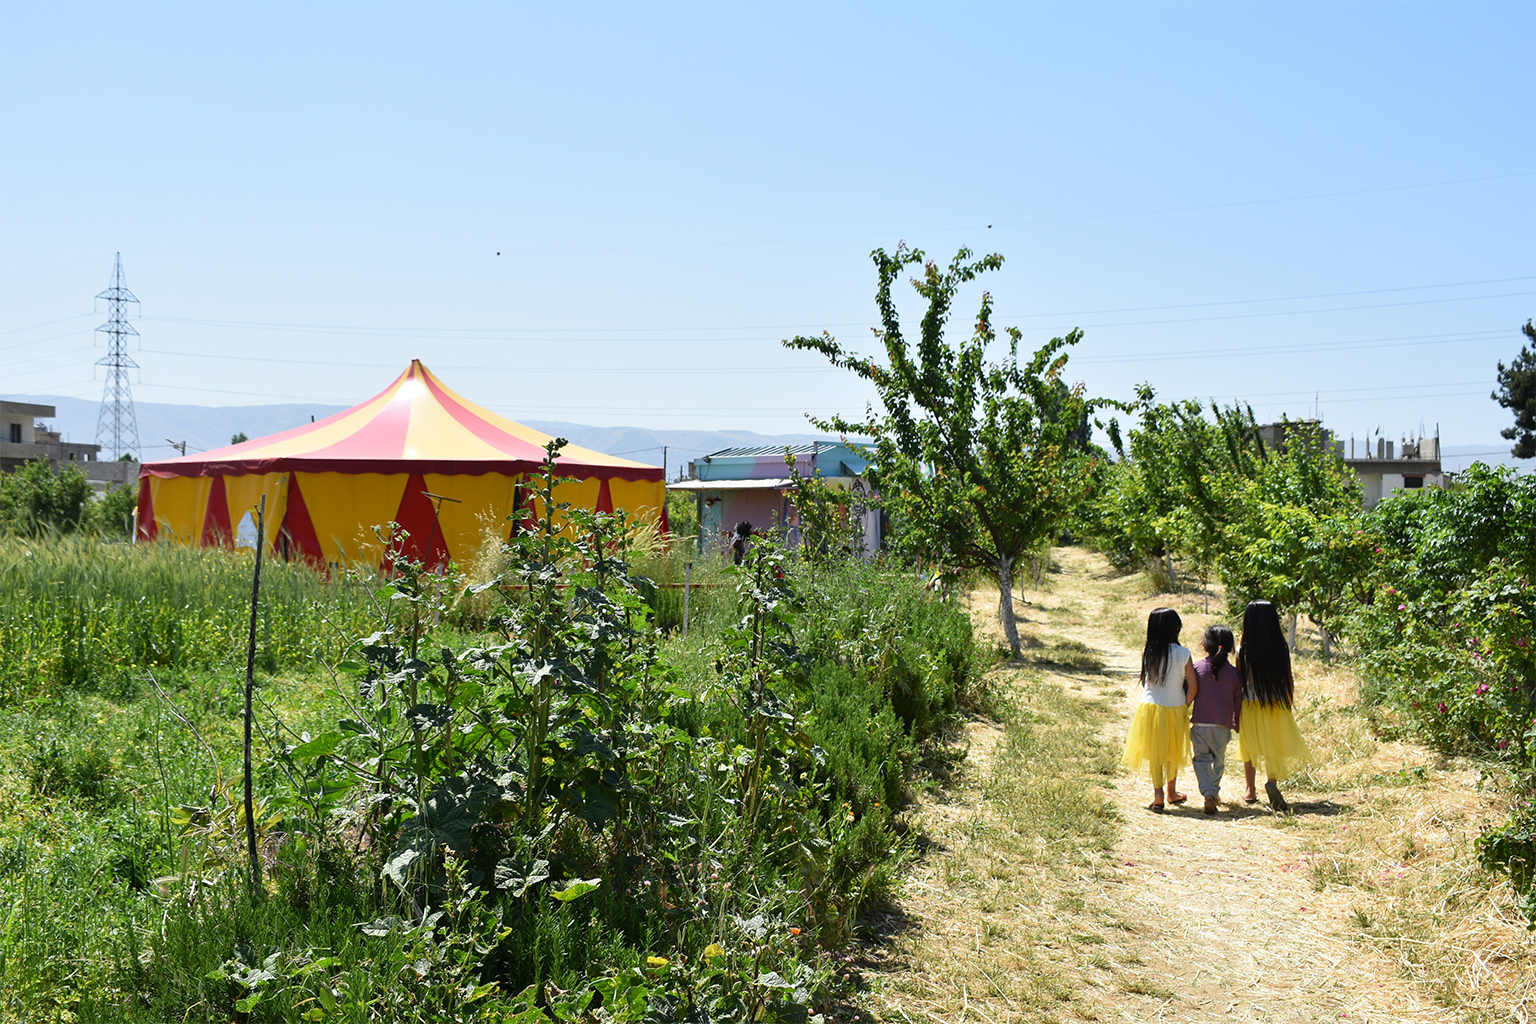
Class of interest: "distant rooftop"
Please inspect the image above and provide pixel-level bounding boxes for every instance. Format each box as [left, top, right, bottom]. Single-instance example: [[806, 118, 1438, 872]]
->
[[1, 400, 55, 418], [706, 442, 837, 459]]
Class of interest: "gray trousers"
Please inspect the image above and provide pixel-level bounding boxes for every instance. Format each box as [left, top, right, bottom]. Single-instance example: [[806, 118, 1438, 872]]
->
[[1190, 724, 1233, 799]]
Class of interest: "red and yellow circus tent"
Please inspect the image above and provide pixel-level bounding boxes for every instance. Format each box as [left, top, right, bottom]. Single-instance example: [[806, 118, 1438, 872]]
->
[[136, 360, 666, 568]]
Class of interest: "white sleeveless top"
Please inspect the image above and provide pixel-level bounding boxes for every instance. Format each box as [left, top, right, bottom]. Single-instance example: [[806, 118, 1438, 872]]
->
[[1141, 643, 1192, 708]]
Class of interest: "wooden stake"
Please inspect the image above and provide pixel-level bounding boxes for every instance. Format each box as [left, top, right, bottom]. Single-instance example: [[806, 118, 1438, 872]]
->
[[682, 561, 693, 638], [244, 495, 266, 891]]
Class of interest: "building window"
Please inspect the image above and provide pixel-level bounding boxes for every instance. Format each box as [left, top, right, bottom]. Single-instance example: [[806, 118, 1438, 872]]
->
[[1403, 475, 1424, 489], [6, 423, 19, 443]]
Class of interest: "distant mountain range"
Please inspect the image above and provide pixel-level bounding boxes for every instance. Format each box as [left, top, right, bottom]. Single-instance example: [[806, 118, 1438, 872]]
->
[[6, 394, 1528, 477], [2, 394, 844, 478], [1438, 444, 1533, 475]]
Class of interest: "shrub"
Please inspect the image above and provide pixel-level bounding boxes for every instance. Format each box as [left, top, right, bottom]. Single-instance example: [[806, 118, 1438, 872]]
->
[[1348, 464, 1536, 923], [0, 459, 92, 537]]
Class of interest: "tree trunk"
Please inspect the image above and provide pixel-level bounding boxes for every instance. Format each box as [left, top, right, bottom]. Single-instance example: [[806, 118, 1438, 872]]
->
[[1315, 617, 1332, 664], [1288, 613, 1298, 653], [995, 556, 1022, 658]]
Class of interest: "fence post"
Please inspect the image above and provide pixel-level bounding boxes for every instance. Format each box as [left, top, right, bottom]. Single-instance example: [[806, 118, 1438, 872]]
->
[[682, 561, 693, 639], [243, 495, 266, 892]]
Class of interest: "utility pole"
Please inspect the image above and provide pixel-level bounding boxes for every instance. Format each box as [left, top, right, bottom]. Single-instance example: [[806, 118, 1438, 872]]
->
[[95, 253, 142, 461], [166, 438, 187, 456]]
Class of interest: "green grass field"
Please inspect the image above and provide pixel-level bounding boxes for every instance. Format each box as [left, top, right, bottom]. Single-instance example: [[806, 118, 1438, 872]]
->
[[0, 532, 984, 1023]]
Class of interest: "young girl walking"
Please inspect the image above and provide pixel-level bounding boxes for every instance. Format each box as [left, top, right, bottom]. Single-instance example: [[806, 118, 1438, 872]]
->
[[1189, 624, 1243, 815], [1121, 607, 1199, 812], [1236, 599, 1311, 812]]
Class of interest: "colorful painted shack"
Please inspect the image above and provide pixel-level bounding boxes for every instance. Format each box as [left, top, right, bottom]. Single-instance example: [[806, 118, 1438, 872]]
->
[[667, 442, 880, 558]]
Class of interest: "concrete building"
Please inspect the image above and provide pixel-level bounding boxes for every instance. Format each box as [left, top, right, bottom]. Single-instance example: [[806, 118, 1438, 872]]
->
[[668, 442, 880, 558], [0, 401, 138, 490], [1255, 417, 1444, 508], [1342, 434, 1444, 508]]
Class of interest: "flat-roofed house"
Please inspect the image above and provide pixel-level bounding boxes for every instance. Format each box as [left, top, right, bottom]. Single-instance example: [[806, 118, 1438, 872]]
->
[[0, 401, 136, 490], [668, 442, 880, 558]]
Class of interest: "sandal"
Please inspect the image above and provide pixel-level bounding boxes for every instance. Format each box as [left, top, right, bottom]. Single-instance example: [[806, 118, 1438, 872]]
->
[[1265, 780, 1291, 813], [1147, 801, 1165, 813], [1168, 793, 1188, 805]]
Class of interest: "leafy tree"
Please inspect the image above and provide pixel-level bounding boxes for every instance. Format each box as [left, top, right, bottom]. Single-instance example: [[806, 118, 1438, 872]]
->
[[87, 483, 138, 538], [664, 487, 698, 544], [0, 460, 92, 537], [783, 449, 861, 566], [1219, 419, 1365, 660], [231, 431, 250, 445], [1091, 391, 1264, 595], [1344, 464, 1536, 920], [785, 245, 1102, 656], [1493, 320, 1536, 458]]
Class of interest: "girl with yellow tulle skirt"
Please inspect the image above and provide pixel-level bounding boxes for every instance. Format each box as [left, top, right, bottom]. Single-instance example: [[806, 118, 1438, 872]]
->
[[1121, 607, 1200, 812], [1235, 599, 1311, 812]]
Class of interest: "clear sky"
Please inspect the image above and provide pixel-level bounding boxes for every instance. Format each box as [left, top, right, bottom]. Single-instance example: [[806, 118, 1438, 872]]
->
[[2, 2, 1533, 460]]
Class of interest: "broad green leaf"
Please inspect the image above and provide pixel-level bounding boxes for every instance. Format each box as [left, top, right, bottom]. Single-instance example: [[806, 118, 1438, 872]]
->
[[549, 878, 601, 902], [290, 731, 344, 760]]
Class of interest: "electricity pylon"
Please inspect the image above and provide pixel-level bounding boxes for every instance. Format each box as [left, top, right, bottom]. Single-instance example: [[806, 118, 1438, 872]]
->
[[95, 252, 142, 461]]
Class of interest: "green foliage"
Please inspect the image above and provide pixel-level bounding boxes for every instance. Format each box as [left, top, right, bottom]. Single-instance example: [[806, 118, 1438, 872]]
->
[[1218, 419, 1366, 655], [87, 482, 138, 537], [784, 450, 863, 565], [1086, 391, 1264, 584], [664, 487, 698, 548], [1349, 464, 1535, 754], [0, 438, 983, 1021], [786, 244, 1103, 655], [1346, 464, 1536, 922], [0, 459, 92, 537], [1492, 319, 1536, 459], [0, 534, 376, 703]]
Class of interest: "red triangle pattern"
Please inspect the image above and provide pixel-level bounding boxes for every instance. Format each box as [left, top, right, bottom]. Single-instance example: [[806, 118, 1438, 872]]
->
[[383, 474, 451, 573], [135, 479, 156, 542], [279, 473, 326, 571], [201, 477, 232, 548]]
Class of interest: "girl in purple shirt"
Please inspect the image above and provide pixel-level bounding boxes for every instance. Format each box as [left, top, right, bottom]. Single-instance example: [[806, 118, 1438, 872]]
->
[[1189, 625, 1243, 815]]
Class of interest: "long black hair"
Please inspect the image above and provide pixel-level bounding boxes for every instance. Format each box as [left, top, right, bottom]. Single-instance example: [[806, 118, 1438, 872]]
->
[[1141, 607, 1183, 685], [1236, 599, 1294, 707], [1202, 624, 1235, 673]]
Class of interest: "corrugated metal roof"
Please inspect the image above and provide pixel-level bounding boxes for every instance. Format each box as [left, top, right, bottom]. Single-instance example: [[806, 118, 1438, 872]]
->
[[707, 442, 832, 459]]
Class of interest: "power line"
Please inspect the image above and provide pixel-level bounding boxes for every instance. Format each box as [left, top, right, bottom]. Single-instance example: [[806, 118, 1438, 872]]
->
[[9, 326, 1494, 381], [1245, 389, 1495, 408], [1220, 379, 1494, 401], [1004, 289, 1534, 333], [0, 311, 95, 336], [998, 275, 1535, 320], [1072, 328, 1509, 365], [127, 274, 1534, 339], [4, 345, 98, 369], [127, 348, 835, 375]]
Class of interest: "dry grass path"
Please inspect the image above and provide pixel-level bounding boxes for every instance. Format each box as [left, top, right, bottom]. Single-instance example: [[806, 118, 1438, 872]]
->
[[860, 547, 1531, 1024]]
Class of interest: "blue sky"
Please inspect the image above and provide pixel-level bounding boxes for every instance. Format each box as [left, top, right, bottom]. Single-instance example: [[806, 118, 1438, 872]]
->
[[2, 2, 1533, 460]]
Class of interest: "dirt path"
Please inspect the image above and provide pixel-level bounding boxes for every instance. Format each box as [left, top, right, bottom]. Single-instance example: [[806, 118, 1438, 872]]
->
[[866, 546, 1460, 1024], [1048, 546, 1450, 1023]]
